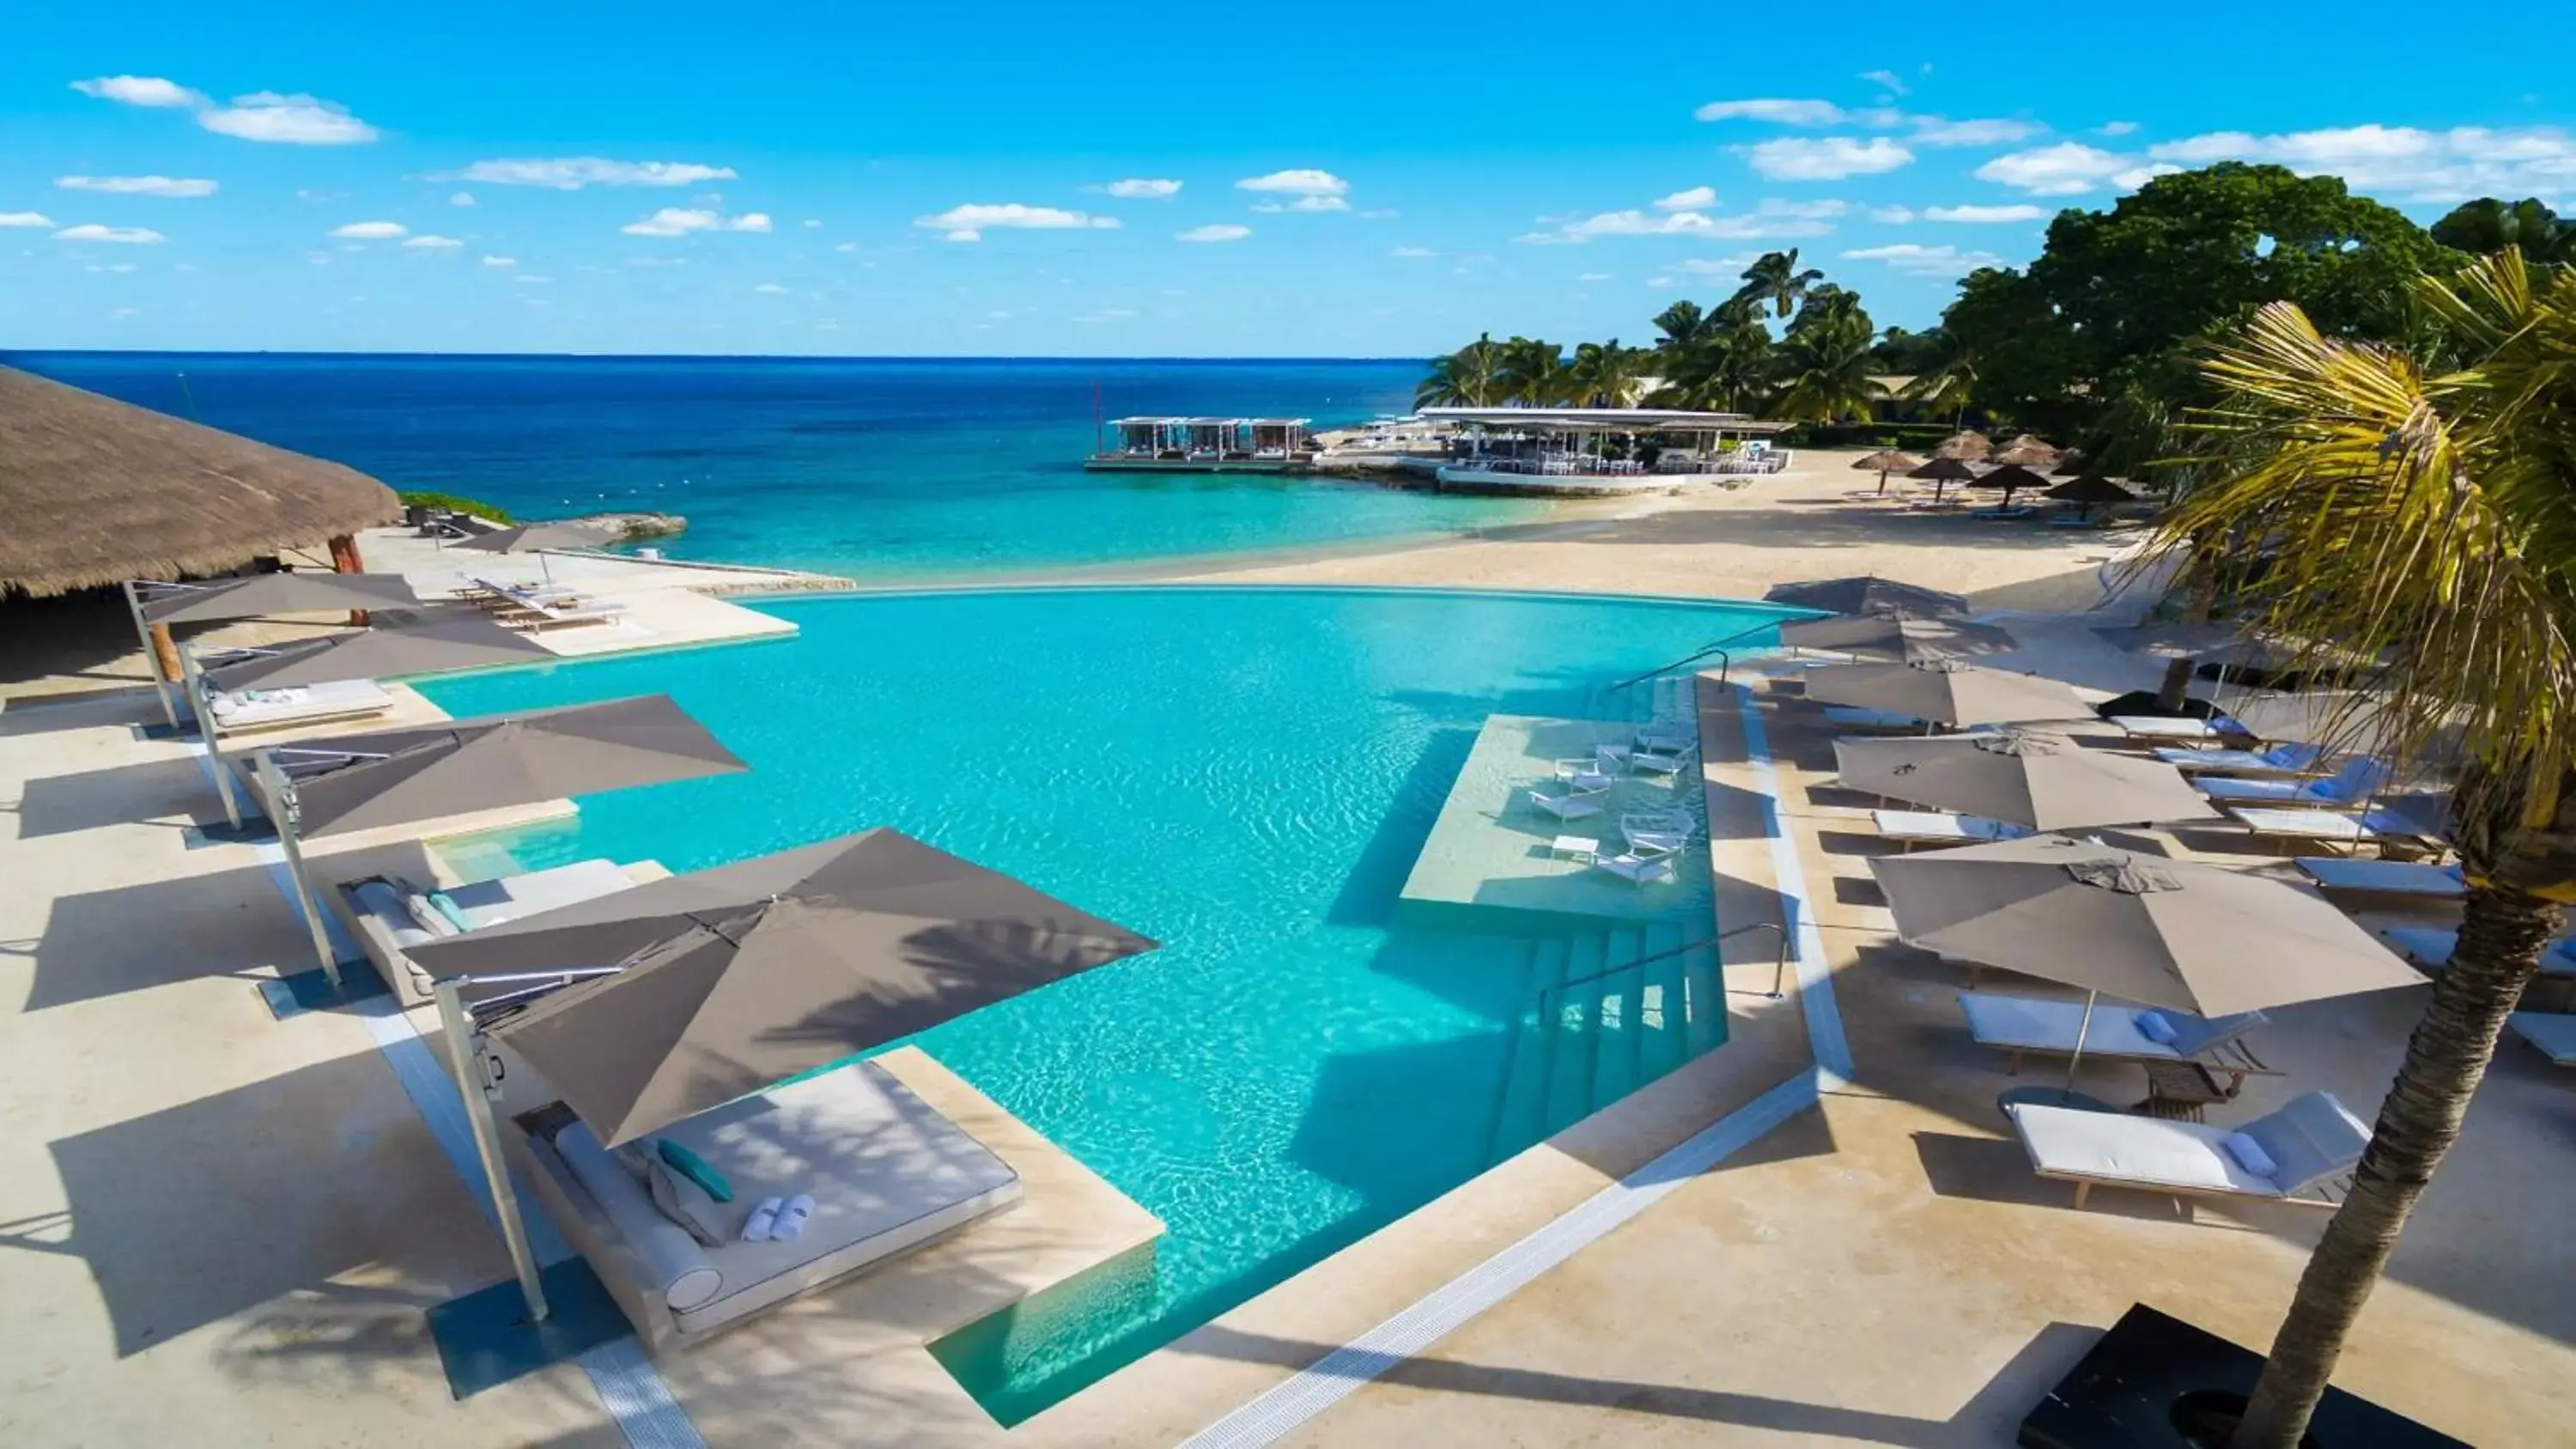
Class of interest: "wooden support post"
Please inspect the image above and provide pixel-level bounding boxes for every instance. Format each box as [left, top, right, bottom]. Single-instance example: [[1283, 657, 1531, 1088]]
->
[[326, 534, 368, 625], [148, 622, 184, 685]]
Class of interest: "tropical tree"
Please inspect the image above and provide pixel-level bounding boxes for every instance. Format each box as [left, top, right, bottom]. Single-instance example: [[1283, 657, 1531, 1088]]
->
[[1650, 300, 1719, 353], [2430, 197, 2576, 266], [2144, 249, 2576, 1448], [1731, 249, 1826, 320], [1494, 336, 1572, 406], [1414, 333, 1503, 408], [1768, 312, 1882, 425], [1897, 328, 1980, 426], [1569, 339, 1651, 407], [1783, 282, 1868, 339], [1645, 300, 1775, 412]]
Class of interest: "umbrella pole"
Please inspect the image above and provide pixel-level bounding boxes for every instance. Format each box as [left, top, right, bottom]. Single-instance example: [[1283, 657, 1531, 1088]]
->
[[434, 978, 553, 1323], [123, 581, 182, 731], [2063, 989, 2099, 1098], [176, 645, 243, 831], [257, 751, 343, 991]]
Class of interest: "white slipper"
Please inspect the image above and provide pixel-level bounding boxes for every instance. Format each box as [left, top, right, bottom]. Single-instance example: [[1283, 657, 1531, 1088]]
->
[[740, 1196, 784, 1243], [770, 1194, 816, 1242]]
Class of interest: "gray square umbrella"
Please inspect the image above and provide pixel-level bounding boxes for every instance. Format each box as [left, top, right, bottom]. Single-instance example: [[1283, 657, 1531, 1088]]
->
[[137, 571, 425, 624], [401, 828, 1157, 1325], [1765, 576, 1967, 617], [1834, 730, 2221, 830], [1804, 658, 2093, 729], [1868, 834, 2421, 1088], [448, 521, 621, 583], [1778, 613, 2018, 662]]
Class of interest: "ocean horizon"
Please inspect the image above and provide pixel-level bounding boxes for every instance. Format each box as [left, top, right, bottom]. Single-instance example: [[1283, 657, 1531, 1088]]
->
[[3, 350, 1540, 580]]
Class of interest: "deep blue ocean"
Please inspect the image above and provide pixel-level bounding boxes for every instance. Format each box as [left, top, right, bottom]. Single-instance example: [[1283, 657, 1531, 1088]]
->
[[1, 353, 1540, 578]]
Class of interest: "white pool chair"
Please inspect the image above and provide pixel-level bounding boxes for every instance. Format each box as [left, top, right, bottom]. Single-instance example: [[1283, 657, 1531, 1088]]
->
[[1871, 809, 2033, 846], [1591, 843, 1680, 886], [2152, 741, 2327, 777], [205, 678, 397, 734], [2506, 1013, 2576, 1067], [2199, 758, 2390, 808], [1553, 754, 1618, 791], [2008, 1090, 2368, 1210], [2295, 858, 2466, 900], [2227, 804, 2419, 846], [1528, 783, 1610, 822], [1630, 744, 1689, 776], [1959, 992, 2269, 1076], [2110, 715, 2242, 743]]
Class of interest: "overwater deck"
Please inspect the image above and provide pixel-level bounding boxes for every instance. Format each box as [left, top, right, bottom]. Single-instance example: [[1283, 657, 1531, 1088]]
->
[[1400, 713, 1708, 924]]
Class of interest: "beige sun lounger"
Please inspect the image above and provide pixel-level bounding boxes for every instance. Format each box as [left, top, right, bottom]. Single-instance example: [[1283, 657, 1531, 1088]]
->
[[340, 858, 640, 1005], [1874, 810, 2033, 846], [204, 678, 396, 734], [2228, 803, 2419, 845], [2008, 1090, 2369, 1210], [1959, 993, 2270, 1077], [2506, 1013, 2576, 1066]]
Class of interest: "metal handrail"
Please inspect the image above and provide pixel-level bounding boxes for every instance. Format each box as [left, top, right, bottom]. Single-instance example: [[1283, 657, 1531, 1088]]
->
[[1536, 918, 1792, 1010], [1607, 621, 1780, 693]]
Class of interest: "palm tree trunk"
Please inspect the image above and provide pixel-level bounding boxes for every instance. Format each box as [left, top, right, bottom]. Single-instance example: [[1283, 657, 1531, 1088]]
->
[[2233, 879, 2554, 1447], [2156, 553, 2225, 712]]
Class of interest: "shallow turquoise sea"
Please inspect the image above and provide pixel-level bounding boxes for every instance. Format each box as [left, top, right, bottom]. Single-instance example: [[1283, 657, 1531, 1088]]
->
[[418, 586, 1792, 1419]]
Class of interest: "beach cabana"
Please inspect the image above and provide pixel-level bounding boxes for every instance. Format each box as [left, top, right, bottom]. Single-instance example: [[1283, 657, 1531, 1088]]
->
[[244, 695, 746, 991], [402, 828, 1157, 1331], [1765, 576, 1967, 617], [1803, 658, 2093, 729], [1834, 729, 2220, 830]]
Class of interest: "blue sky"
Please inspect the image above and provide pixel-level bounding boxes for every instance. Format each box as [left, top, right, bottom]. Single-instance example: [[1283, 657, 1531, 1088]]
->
[[3, 0, 2570, 357]]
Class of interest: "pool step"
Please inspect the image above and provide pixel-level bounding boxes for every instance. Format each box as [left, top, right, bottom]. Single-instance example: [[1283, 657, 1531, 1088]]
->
[[1491, 915, 1727, 1157]]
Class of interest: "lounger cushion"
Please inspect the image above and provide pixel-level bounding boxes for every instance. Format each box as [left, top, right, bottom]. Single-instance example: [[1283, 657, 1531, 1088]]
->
[[2379, 926, 2576, 979], [2234, 1092, 2371, 1194], [443, 858, 637, 929], [2506, 1013, 2576, 1065], [2011, 1104, 2268, 1196], [346, 879, 440, 949], [1959, 994, 2176, 1058], [2134, 1010, 2179, 1046], [2223, 1131, 2277, 1178], [398, 888, 460, 940], [2296, 858, 2466, 898], [556, 1122, 727, 1312]]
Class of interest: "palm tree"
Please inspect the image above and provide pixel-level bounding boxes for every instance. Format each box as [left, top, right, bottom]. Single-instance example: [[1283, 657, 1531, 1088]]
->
[[1768, 316, 1882, 424], [1414, 334, 1502, 409], [1494, 336, 1571, 407], [1647, 301, 1775, 413], [1899, 331, 1980, 427], [1651, 300, 1716, 353], [1570, 339, 1650, 407], [2145, 249, 2576, 1448], [1730, 249, 1825, 320]]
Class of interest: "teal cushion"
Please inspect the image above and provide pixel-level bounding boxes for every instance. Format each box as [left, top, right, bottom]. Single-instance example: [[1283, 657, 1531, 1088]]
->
[[656, 1138, 734, 1203], [428, 891, 475, 933]]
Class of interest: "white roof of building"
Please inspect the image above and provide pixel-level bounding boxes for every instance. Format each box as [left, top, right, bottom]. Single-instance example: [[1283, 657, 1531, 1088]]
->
[[1418, 406, 1792, 433]]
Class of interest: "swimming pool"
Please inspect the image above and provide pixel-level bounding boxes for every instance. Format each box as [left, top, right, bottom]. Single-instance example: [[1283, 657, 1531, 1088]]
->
[[415, 585, 1795, 1419]]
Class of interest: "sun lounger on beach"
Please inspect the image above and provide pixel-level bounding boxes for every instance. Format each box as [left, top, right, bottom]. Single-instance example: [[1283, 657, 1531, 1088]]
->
[[2227, 804, 2423, 846], [2152, 741, 2327, 777], [2110, 715, 2246, 743], [1873, 809, 2033, 846], [2506, 1013, 2576, 1067], [1959, 992, 2269, 1076], [2199, 758, 2389, 807], [340, 858, 639, 1005], [496, 603, 628, 632], [2379, 926, 2576, 983], [2295, 857, 2466, 900], [508, 1058, 1023, 1353], [204, 678, 396, 734], [2008, 1090, 2369, 1210]]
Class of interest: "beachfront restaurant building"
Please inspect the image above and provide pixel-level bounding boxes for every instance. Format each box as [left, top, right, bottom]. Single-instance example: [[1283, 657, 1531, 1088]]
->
[[1087, 415, 1317, 473], [1416, 406, 1796, 494]]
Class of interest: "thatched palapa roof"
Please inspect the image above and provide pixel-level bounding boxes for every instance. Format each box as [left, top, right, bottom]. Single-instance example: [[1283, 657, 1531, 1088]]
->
[[0, 365, 400, 597]]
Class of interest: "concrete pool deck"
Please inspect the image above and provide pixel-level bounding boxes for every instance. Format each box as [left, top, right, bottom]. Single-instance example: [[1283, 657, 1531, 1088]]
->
[[5, 458, 2573, 1444]]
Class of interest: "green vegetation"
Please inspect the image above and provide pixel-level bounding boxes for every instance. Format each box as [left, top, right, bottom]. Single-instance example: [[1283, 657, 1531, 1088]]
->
[[2146, 247, 2576, 1447], [398, 489, 513, 524]]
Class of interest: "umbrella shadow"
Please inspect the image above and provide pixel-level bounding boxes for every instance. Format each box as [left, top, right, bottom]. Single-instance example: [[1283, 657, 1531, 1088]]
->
[[4, 755, 217, 838]]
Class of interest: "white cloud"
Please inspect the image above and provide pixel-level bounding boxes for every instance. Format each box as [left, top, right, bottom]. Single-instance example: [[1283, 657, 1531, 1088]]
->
[[1675, 253, 1769, 274], [451, 191, 476, 206], [624, 207, 776, 237], [57, 174, 217, 197], [834, 241, 861, 252], [628, 256, 688, 267], [70, 76, 204, 107], [401, 233, 463, 248], [1522, 202, 1838, 245], [1235, 169, 1348, 196], [1177, 223, 1251, 242], [1646, 276, 1678, 288], [482, 255, 515, 267], [1974, 142, 2137, 194], [2145, 124, 2576, 202], [1870, 205, 1917, 223], [516, 275, 550, 283], [1910, 118, 2044, 147], [1742, 136, 1914, 180], [913, 203, 1118, 241], [435, 157, 738, 189], [1694, 98, 1850, 125], [1252, 194, 1349, 213], [88, 263, 137, 273], [802, 218, 821, 227], [1102, 179, 1183, 199], [1859, 69, 1908, 96], [1840, 242, 2002, 277], [1074, 306, 1138, 322], [1, 211, 56, 227], [2099, 121, 2141, 136], [1759, 197, 1849, 219], [53, 224, 166, 244], [1388, 246, 1438, 258], [753, 282, 789, 294], [197, 92, 378, 144], [1577, 271, 1613, 282], [329, 220, 407, 239], [1924, 203, 2046, 222], [1654, 185, 1717, 210]]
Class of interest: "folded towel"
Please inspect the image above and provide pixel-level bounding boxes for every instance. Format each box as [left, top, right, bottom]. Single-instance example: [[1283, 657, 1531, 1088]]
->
[[644, 1158, 728, 1246], [2224, 1131, 2278, 1179], [657, 1139, 734, 1203], [2134, 1010, 2179, 1046], [740, 1196, 785, 1244], [770, 1193, 815, 1243]]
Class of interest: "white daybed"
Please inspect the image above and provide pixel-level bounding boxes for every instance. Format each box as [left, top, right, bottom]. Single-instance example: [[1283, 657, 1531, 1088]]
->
[[339, 859, 638, 1005], [206, 678, 395, 734]]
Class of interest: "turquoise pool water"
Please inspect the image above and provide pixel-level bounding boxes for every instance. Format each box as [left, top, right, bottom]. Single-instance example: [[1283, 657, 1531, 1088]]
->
[[415, 585, 1793, 1419]]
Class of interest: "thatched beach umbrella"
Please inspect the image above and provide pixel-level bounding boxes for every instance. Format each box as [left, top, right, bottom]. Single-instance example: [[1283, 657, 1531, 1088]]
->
[[2050, 452, 2090, 478], [1991, 433, 2062, 468], [1967, 463, 2054, 506], [1907, 455, 1980, 501], [2045, 473, 2140, 519], [1851, 449, 1927, 495], [1934, 429, 1992, 462]]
